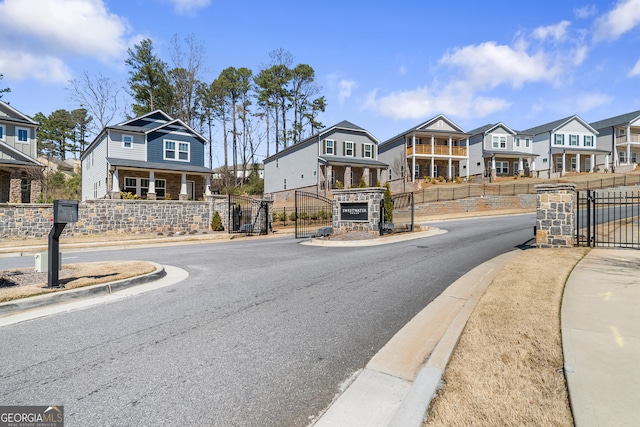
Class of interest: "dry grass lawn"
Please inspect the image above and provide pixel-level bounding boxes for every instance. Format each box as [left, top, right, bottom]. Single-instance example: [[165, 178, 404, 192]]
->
[[425, 247, 589, 427], [0, 261, 157, 303]]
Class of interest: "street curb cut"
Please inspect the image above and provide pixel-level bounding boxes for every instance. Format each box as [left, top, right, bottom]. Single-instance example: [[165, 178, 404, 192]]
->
[[0, 262, 166, 316]]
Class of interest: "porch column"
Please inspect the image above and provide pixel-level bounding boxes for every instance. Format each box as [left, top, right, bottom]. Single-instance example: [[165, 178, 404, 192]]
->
[[466, 137, 470, 180], [412, 155, 416, 183], [530, 158, 536, 177], [363, 167, 370, 186], [30, 178, 41, 203], [380, 168, 386, 185], [430, 158, 435, 179], [9, 170, 21, 203], [590, 154, 595, 173], [448, 136, 453, 180], [490, 156, 497, 182], [179, 173, 188, 200], [344, 165, 352, 188], [562, 151, 566, 176], [205, 175, 212, 195], [518, 157, 524, 175], [110, 168, 121, 199], [326, 165, 333, 189], [627, 125, 632, 165], [576, 153, 581, 173], [147, 171, 156, 200], [605, 153, 610, 172]]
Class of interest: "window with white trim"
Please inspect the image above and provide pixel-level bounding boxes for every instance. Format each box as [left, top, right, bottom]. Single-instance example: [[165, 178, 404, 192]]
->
[[17, 127, 29, 143], [324, 139, 334, 155], [554, 134, 564, 145], [525, 138, 531, 148], [569, 135, 578, 146], [584, 135, 593, 147], [495, 161, 509, 174], [619, 151, 638, 163], [123, 134, 133, 149], [492, 135, 507, 149], [0, 124, 4, 141], [515, 138, 521, 148], [571, 158, 577, 171], [363, 143, 373, 158], [344, 141, 354, 157], [164, 140, 190, 161]]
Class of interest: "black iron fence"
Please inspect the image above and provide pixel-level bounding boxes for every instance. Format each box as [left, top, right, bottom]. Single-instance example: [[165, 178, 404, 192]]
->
[[416, 175, 640, 204], [228, 194, 269, 236], [294, 191, 333, 238], [576, 189, 640, 248], [381, 192, 414, 235]]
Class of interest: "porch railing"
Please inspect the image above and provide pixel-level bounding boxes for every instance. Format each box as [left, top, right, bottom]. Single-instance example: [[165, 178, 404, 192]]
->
[[616, 134, 640, 144], [407, 145, 467, 156]]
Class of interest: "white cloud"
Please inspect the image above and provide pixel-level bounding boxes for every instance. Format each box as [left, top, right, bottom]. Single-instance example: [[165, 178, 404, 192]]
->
[[439, 41, 561, 89], [533, 21, 571, 42], [0, 0, 137, 82], [0, 50, 71, 83], [573, 93, 613, 111], [575, 5, 597, 19], [338, 79, 356, 103], [594, 0, 640, 42], [168, 0, 211, 14], [629, 59, 640, 76]]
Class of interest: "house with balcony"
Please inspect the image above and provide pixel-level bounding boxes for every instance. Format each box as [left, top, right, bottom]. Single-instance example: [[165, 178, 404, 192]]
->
[[521, 115, 604, 178], [81, 110, 213, 201], [589, 109, 640, 173], [263, 120, 387, 202], [378, 115, 470, 187], [465, 123, 538, 181], [0, 100, 42, 203]]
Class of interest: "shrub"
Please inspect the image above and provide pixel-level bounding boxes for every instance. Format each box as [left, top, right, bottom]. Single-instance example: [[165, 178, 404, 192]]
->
[[121, 192, 139, 200], [455, 176, 463, 184], [383, 183, 393, 223], [359, 177, 367, 188], [211, 211, 224, 231], [335, 180, 344, 189], [438, 176, 445, 182], [289, 211, 298, 222]]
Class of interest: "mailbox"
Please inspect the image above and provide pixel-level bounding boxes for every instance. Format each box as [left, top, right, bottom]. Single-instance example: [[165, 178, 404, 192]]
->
[[53, 200, 78, 223]]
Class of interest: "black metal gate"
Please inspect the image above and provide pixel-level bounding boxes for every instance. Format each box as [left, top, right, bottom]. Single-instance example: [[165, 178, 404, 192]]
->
[[576, 189, 640, 248], [294, 191, 333, 238], [380, 192, 414, 235], [228, 194, 270, 236]]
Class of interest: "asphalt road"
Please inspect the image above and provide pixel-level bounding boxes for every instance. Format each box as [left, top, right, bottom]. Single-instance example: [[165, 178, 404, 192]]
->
[[0, 214, 535, 426]]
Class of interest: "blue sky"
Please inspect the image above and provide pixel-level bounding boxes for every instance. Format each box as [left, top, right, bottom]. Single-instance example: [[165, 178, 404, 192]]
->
[[2, 0, 640, 164]]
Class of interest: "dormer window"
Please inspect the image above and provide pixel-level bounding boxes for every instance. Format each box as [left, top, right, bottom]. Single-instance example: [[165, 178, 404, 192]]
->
[[123, 135, 133, 149]]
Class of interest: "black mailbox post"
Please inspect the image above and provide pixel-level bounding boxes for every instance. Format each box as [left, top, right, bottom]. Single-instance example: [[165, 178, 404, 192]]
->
[[48, 200, 79, 288]]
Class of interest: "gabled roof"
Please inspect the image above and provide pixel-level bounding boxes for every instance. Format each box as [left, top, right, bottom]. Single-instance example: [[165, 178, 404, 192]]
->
[[106, 157, 213, 174], [0, 100, 39, 126], [117, 110, 173, 127], [521, 115, 598, 136], [264, 120, 377, 162], [590, 110, 640, 130], [467, 122, 517, 137], [0, 141, 42, 166], [380, 114, 469, 148]]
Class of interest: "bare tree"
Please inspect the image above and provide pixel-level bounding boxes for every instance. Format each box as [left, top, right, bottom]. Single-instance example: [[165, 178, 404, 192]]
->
[[67, 70, 121, 135], [168, 33, 207, 131]]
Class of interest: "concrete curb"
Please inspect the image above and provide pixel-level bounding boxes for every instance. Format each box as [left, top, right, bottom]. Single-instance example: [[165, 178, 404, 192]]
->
[[312, 250, 521, 426], [0, 262, 166, 316], [301, 229, 448, 247]]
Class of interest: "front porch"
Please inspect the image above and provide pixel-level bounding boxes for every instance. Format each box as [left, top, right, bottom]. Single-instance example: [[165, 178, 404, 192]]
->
[[405, 132, 469, 182], [0, 167, 42, 203], [109, 168, 212, 201], [318, 160, 388, 195]]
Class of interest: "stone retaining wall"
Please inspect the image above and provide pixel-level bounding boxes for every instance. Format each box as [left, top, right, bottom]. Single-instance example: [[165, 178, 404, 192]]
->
[[413, 194, 536, 217], [0, 197, 232, 238]]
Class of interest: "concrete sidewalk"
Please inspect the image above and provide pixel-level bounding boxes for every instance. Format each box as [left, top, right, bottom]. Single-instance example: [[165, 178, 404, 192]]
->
[[562, 248, 640, 427]]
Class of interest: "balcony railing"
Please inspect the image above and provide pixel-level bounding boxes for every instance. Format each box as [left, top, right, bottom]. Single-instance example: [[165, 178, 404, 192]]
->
[[616, 134, 640, 144], [407, 145, 467, 156]]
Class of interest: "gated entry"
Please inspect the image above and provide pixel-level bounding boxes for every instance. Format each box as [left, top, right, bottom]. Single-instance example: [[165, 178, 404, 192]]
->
[[380, 192, 414, 235], [576, 189, 640, 248], [228, 194, 270, 235], [294, 191, 333, 238]]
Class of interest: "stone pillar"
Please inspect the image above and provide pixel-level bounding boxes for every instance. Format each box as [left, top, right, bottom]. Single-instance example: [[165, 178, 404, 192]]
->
[[332, 187, 386, 237], [535, 183, 576, 248], [490, 156, 497, 182], [344, 166, 352, 189], [205, 176, 212, 196], [110, 168, 121, 199], [30, 178, 42, 203], [518, 157, 524, 175], [9, 170, 21, 203], [363, 167, 370, 186]]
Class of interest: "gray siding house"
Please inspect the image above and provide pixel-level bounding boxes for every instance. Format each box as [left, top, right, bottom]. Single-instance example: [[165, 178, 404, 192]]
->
[[81, 110, 213, 201], [521, 115, 604, 178], [590, 110, 640, 173], [378, 115, 470, 186], [0, 100, 42, 203], [466, 123, 537, 181], [263, 120, 387, 202]]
